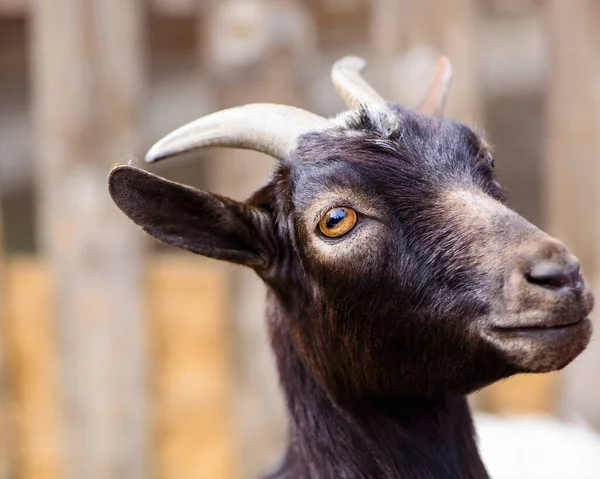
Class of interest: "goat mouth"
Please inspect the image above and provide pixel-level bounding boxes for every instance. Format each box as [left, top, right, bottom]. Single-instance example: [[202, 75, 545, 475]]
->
[[482, 316, 592, 373], [493, 316, 585, 332], [490, 316, 589, 339]]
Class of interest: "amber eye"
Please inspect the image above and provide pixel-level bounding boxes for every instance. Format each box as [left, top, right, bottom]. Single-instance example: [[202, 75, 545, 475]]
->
[[318, 207, 358, 238]]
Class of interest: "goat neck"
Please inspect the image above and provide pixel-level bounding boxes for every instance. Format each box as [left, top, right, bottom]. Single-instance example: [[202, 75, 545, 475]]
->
[[266, 294, 490, 479]]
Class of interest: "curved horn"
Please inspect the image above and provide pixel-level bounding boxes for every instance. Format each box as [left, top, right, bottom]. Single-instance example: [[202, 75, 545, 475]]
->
[[417, 56, 452, 117], [331, 56, 387, 109], [146, 103, 330, 163]]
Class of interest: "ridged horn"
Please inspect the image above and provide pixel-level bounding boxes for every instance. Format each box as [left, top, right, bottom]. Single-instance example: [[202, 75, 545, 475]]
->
[[417, 56, 452, 117], [145, 103, 330, 163], [331, 56, 387, 109]]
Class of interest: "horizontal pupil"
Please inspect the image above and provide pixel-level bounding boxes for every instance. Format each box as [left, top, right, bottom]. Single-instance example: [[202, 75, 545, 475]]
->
[[326, 209, 346, 229]]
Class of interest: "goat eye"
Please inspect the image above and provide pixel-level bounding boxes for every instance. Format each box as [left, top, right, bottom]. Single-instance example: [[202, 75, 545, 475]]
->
[[319, 207, 357, 238], [487, 153, 495, 168]]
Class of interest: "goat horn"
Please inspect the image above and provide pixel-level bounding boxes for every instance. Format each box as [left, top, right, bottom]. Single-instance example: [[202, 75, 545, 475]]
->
[[416, 56, 452, 117], [145, 103, 330, 163], [331, 56, 387, 110]]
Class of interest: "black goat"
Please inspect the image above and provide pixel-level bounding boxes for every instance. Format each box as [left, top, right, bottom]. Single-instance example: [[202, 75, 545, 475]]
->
[[108, 57, 594, 478]]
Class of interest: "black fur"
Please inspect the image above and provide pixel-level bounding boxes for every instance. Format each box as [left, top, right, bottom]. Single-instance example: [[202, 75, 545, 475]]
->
[[108, 104, 593, 478]]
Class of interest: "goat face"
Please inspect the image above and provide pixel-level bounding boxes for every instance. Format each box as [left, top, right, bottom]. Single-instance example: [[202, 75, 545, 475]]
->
[[275, 105, 593, 403], [108, 57, 593, 406]]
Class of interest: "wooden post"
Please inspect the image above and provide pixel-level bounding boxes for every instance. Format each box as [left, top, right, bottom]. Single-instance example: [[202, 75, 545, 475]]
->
[[0, 0, 27, 15], [151, 0, 196, 16], [545, 0, 600, 426], [369, 0, 403, 97], [148, 256, 236, 479], [30, 1, 149, 478], [196, 1, 316, 476], [5, 258, 63, 479], [370, 0, 481, 124], [0, 185, 12, 479]]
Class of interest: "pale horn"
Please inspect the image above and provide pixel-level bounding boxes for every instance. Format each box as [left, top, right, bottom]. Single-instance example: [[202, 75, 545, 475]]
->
[[331, 56, 387, 110], [145, 103, 330, 163], [416, 56, 452, 117]]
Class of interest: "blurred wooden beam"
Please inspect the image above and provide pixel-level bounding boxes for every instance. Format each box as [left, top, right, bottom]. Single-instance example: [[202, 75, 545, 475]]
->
[[0, 0, 198, 16], [148, 256, 236, 479], [0, 0, 26, 15], [369, 0, 402, 97], [197, 1, 316, 476], [434, 0, 481, 123], [30, 1, 149, 478], [5, 256, 237, 479], [479, 14, 546, 95], [150, 0, 197, 16], [5, 258, 63, 479], [545, 0, 600, 427], [322, 0, 364, 14], [0, 183, 13, 479], [370, 0, 481, 124]]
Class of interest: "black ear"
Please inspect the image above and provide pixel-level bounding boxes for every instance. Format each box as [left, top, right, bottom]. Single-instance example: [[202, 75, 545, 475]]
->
[[108, 164, 273, 268]]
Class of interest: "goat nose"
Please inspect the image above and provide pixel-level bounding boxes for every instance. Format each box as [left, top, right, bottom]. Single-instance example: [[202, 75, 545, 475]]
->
[[527, 260, 581, 290]]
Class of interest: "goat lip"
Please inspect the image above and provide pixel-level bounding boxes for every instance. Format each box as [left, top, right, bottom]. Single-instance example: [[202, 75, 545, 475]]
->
[[492, 316, 585, 332]]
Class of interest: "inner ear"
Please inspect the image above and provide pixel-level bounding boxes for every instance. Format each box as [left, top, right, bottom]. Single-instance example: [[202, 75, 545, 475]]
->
[[108, 164, 274, 268]]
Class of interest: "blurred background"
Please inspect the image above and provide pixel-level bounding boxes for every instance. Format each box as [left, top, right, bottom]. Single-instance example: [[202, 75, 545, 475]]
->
[[0, 0, 599, 478]]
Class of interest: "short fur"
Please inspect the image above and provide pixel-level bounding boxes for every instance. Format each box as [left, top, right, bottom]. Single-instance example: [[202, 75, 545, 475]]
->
[[109, 103, 593, 478]]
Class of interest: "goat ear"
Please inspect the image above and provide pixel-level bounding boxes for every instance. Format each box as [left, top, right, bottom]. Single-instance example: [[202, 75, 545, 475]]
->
[[108, 164, 272, 268]]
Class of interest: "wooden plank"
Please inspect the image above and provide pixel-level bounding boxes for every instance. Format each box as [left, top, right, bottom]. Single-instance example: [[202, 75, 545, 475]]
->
[[0, 0, 27, 15], [369, 0, 402, 97], [0, 0, 194, 16], [322, 0, 364, 14], [434, 0, 481, 123], [198, 2, 316, 476], [0, 180, 12, 479], [545, 0, 600, 426], [30, 1, 149, 478], [370, 0, 481, 124], [150, 0, 197, 16], [4, 256, 236, 479], [2, 0, 204, 17], [147, 255, 236, 479], [4, 257, 63, 479]]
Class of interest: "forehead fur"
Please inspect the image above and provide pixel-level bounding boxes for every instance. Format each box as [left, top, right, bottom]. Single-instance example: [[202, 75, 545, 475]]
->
[[286, 104, 497, 207], [332, 103, 487, 150]]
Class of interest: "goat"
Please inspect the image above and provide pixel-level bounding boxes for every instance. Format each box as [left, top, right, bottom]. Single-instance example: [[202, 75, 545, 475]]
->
[[108, 57, 594, 478]]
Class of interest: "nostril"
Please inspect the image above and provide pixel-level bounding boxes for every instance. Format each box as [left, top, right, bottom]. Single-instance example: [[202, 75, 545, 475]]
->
[[526, 261, 580, 290]]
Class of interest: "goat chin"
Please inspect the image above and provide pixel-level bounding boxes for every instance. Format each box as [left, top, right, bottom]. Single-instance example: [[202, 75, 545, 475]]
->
[[474, 413, 600, 479]]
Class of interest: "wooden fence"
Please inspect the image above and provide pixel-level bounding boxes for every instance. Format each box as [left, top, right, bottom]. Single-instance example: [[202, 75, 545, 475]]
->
[[3, 255, 237, 479]]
